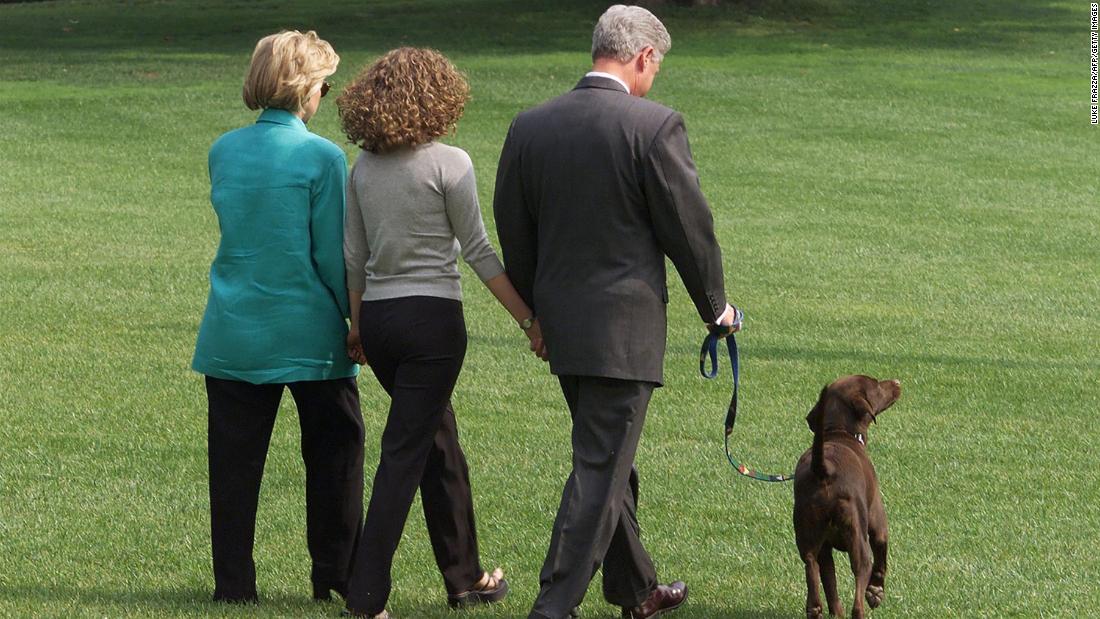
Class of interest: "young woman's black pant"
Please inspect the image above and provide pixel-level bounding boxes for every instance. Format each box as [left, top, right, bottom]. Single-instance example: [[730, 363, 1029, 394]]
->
[[205, 375, 364, 602], [346, 296, 484, 615]]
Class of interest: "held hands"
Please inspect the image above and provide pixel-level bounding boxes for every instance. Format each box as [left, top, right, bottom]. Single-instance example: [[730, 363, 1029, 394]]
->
[[524, 318, 549, 362], [346, 328, 368, 366]]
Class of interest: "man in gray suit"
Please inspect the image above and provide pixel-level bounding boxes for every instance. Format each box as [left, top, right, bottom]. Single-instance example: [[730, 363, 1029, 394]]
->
[[493, 5, 739, 619]]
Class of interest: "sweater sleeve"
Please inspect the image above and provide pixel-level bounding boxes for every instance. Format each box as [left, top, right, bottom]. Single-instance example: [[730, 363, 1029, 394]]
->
[[311, 152, 351, 319], [443, 150, 505, 282], [343, 159, 370, 293]]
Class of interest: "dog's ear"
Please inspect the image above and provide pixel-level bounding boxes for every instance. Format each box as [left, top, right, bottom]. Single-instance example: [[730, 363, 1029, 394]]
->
[[851, 394, 876, 424], [806, 386, 828, 432]]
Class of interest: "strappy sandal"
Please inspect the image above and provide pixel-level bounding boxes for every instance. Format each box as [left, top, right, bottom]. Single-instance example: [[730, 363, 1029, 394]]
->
[[447, 568, 509, 609]]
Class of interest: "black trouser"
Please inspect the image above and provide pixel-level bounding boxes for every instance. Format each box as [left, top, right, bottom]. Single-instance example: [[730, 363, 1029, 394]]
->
[[346, 296, 483, 615], [205, 375, 364, 601], [528, 375, 659, 619]]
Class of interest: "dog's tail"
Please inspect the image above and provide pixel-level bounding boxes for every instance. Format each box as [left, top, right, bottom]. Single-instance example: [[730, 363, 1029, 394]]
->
[[809, 387, 828, 478]]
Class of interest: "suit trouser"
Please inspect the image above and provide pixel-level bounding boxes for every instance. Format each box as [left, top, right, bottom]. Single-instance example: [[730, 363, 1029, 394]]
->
[[346, 296, 483, 615], [529, 375, 659, 619], [205, 375, 364, 601]]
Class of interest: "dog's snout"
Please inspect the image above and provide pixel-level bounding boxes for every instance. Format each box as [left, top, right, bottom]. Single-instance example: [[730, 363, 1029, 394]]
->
[[885, 379, 902, 398]]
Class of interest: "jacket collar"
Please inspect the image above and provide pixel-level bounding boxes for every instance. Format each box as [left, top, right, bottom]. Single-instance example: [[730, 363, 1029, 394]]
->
[[257, 107, 307, 130], [574, 75, 633, 95]]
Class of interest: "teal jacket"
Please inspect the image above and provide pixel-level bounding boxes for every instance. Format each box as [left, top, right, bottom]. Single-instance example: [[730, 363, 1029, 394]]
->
[[192, 109, 357, 384]]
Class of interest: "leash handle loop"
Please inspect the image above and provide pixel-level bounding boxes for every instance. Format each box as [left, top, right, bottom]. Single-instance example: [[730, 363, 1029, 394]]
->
[[699, 307, 744, 380], [699, 333, 721, 379]]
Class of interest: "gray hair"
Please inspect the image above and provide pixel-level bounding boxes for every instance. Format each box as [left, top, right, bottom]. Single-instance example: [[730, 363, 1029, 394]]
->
[[591, 5, 671, 63]]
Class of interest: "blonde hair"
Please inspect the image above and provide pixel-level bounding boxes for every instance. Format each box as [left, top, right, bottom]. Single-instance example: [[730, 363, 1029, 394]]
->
[[242, 30, 339, 112], [337, 47, 469, 153]]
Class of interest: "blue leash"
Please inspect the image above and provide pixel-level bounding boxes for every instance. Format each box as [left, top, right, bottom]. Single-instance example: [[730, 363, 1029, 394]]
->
[[700, 309, 794, 483]]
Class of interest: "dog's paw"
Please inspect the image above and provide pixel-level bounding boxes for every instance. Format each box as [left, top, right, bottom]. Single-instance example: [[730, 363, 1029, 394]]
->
[[865, 585, 884, 608], [806, 606, 824, 619]]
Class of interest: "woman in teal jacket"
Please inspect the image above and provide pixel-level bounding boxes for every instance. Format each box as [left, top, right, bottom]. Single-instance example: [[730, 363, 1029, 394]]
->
[[192, 30, 363, 604]]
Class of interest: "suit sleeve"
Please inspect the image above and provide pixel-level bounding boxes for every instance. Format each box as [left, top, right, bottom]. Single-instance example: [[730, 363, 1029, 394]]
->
[[311, 152, 351, 319], [643, 113, 728, 322], [491, 119, 538, 308]]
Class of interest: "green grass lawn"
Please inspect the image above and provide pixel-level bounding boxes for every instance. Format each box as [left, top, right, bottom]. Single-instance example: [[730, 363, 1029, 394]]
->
[[1, 0, 1097, 616]]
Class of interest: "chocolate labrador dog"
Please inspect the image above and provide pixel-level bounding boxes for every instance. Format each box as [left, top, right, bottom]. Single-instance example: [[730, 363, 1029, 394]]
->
[[793, 375, 901, 619]]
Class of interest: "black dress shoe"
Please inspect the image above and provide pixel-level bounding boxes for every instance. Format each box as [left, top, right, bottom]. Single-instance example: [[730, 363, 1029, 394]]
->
[[621, 581, 688, 619]]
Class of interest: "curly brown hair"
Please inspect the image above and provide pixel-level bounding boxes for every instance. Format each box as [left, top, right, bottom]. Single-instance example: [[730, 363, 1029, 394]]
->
[[337, 47, 470, 153]]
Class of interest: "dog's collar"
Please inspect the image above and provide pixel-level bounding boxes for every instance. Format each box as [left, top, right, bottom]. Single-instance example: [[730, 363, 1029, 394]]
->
[[825, 430, 866, 446]]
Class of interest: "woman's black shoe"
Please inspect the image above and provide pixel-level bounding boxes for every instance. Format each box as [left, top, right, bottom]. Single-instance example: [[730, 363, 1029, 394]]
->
[[213, 592, 258, 604], [313, 581, 349, 601]]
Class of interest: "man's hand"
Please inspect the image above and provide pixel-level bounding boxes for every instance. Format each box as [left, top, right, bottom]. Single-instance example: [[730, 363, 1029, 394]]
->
[[713, 303, 743, 334], [524, 318, 550, 362], [346, 329, 368, 365]]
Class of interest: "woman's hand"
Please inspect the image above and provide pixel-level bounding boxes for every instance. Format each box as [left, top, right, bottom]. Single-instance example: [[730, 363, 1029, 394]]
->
[[347, 329, 368, 365], [525, 318, 549, 362], [346, 290, 367, 365]]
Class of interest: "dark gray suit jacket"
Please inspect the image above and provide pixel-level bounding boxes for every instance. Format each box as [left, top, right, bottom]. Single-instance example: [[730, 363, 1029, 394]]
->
[[493, 76, 728, 385]]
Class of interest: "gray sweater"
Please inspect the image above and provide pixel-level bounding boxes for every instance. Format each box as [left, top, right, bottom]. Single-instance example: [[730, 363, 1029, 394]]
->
[[344, 142, 505, 302]]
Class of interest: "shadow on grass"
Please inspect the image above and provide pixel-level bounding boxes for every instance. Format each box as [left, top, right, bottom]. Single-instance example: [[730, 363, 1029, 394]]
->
[[0, 584, 793, 618], [670, 604, 791, 618], [727, 0, 1082, 52], [0, 0, 1083, 61], [0, 583, 345, 616], [0, 584, 212, 613]]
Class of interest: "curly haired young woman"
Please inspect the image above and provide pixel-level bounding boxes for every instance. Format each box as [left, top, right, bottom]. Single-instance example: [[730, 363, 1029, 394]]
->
[[337, 48, 544, 618]]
